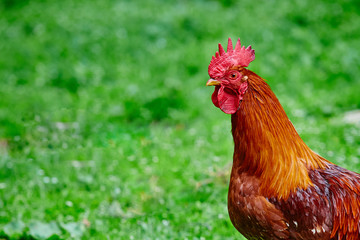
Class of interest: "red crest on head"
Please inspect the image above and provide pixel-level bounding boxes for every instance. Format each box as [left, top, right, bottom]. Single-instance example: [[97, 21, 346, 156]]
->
[[208, 38, 255, 78]]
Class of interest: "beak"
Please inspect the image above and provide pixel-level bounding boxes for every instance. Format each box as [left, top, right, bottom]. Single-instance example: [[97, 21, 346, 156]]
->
[[206, 78, 221, 86]]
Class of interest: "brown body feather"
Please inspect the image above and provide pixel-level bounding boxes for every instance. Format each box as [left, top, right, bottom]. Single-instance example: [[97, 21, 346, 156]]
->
[[228, 69, 360, 239]]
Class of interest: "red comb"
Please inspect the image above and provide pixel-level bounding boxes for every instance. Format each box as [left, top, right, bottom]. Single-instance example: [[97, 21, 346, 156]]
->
[[208, 38, 255, 78]]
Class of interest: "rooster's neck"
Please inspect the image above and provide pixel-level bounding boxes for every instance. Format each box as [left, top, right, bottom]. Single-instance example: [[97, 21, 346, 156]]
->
[[231, 70, 328, 199]]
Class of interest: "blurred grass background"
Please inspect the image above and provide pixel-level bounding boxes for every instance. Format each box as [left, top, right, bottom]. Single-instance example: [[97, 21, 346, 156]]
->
[[0, 0, 360, 239]]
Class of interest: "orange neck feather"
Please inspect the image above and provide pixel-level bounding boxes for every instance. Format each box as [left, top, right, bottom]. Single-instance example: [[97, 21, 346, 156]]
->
[[232, 70, 329, 199]]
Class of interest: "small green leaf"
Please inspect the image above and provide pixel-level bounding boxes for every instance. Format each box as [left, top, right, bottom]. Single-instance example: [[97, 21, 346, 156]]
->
[[3, 219, 25, 236], [29, 221, 61, 239]]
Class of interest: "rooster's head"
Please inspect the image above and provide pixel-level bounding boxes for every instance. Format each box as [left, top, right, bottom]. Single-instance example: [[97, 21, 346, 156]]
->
[[207, 38, 255, 114]]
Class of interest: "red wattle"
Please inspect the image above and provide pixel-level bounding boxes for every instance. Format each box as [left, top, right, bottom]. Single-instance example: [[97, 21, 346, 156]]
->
[[211, 85, 239, 114], [211, 86, 220, 108]]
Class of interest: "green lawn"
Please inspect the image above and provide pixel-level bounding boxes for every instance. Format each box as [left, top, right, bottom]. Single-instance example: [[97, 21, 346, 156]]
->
[[0, 0, 360, 239]]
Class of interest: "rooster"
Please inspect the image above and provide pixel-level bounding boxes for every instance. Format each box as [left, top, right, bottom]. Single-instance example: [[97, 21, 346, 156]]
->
[[206, 38, 360, 240]]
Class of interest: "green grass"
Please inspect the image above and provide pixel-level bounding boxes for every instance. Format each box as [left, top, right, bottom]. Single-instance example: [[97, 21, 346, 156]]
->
[[0, 0, 360, 239]]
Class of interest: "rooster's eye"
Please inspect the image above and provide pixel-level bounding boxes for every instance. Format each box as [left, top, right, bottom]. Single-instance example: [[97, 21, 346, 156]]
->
[[229, 72, 238, 80]]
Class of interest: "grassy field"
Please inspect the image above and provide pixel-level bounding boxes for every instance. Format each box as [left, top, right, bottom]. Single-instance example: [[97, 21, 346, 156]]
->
[[1, 0, 360, 239]]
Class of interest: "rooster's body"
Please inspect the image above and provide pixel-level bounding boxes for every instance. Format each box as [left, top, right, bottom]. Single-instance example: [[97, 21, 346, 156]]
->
[[206, 38, 360, 239]]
